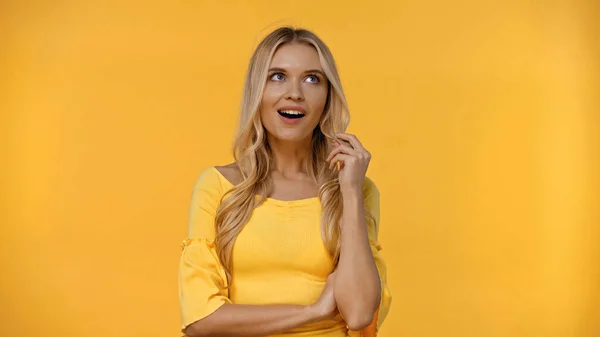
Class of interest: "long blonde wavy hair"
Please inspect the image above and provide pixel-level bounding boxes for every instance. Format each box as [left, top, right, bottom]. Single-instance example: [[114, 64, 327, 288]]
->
[[214, 26, 371, 286]]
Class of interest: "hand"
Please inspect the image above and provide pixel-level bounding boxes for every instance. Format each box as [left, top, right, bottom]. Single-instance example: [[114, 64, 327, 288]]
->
[[310, 271, 339, 321], [326, 133, 371, 194]]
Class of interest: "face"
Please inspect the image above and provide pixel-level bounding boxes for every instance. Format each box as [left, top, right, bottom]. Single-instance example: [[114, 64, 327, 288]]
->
[[259, 42, 329, 143]]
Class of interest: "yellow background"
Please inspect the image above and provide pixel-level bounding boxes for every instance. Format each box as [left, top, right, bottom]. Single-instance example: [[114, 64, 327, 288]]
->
[[2, 1, 598, 336]]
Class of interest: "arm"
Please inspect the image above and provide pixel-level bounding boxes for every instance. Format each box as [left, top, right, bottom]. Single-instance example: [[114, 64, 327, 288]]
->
[[181, 168, 339, 337], [333, 189, 381, 330], [326, 133, 382, 330], [184, 265, 339, 337], [184, 303, 323, 337]]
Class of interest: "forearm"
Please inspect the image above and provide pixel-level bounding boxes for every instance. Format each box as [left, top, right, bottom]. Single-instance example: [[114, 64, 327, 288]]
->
[[184, 303, 323, 337], [334, 189, 381, 330]]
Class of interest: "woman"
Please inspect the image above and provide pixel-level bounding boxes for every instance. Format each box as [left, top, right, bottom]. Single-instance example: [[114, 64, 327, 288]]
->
[[179, 26, 392, 337]]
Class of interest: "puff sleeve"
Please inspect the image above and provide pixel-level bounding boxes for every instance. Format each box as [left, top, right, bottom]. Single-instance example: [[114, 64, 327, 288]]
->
[[178, 167, 232, 333], [351, 177, 393, 336]]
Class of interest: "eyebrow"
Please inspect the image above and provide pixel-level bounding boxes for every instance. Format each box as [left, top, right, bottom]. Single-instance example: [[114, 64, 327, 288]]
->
[[268, 67, 325, 77]]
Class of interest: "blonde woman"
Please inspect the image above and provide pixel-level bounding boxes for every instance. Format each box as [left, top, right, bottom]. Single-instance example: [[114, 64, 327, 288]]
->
[[179, 26, 391, 337]]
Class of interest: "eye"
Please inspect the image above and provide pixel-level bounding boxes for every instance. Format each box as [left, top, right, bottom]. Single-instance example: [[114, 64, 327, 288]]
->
[[305, 74, 320, 83], [269, 72, 285, 81]]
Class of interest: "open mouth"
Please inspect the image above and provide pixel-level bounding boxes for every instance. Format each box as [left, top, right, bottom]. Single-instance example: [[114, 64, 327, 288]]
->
[[277, 110, 305, 119]]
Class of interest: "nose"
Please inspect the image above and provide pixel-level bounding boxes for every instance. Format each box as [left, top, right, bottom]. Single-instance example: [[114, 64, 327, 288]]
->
[[285, 81, 304, 101]]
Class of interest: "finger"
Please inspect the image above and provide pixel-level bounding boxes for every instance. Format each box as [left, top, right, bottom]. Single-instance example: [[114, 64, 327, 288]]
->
[[335, 134, 371, 159], [326, 147, 357, 164], [329, 153, 352, 169], [326, 147, 342, 162], [335, 133, 365, 151], [326, 143, 359, 162], [331, 139, 353, 153]]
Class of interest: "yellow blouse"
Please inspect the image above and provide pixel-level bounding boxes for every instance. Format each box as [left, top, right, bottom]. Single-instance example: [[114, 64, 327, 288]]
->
[[178, 166, 392, 336]]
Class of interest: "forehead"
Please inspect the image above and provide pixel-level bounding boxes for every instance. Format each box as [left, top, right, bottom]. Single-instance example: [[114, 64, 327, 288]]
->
[[269, 43, 322, 71]]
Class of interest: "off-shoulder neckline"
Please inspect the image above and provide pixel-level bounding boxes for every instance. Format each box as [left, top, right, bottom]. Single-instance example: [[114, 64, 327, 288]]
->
[[210, 166, 320, 207]]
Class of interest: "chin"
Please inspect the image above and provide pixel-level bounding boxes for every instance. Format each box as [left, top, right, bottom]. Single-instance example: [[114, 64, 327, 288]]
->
[[273, 130, 310, 142], [276, 135, 304, 142]]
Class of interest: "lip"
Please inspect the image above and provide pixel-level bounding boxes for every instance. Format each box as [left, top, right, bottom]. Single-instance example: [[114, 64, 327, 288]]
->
[[277, 105, 306, 125], [277, 106, 306, 114], [278, 112, 304, 124]]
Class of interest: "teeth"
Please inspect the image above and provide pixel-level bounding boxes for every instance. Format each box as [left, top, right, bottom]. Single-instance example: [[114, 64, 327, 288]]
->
[[279, 110, 304, 115]]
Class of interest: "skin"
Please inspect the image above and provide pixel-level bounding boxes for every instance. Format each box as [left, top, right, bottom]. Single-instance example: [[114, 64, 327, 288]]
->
[[327, 134, 381, 329], [184, 42, 379, 336], [258, 42, 329, 198]]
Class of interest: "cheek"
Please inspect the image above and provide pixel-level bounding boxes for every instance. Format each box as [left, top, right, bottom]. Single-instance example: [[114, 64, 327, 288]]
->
[[306, 86, 329, 115], [260, 88, 278, 119], [261, 87, 276, 109]]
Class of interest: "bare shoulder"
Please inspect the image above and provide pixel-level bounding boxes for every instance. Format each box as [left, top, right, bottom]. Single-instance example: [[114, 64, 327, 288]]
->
[[214, 162, 244, 185]]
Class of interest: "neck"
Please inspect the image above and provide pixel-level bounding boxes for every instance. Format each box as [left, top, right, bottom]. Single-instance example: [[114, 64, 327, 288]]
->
[[268, 135, 312, 178]]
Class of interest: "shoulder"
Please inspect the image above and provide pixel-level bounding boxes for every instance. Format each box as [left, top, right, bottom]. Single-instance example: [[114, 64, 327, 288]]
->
[[192, 163, 242, 200], [193, 166, 220, 190], [362, 175, 380, 217], [214, 162, 244, 186], [362, 176, 381, 229], [362, 175, 380, 200], [191, 165, 230, 201], [190, 164, 242, 210]]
